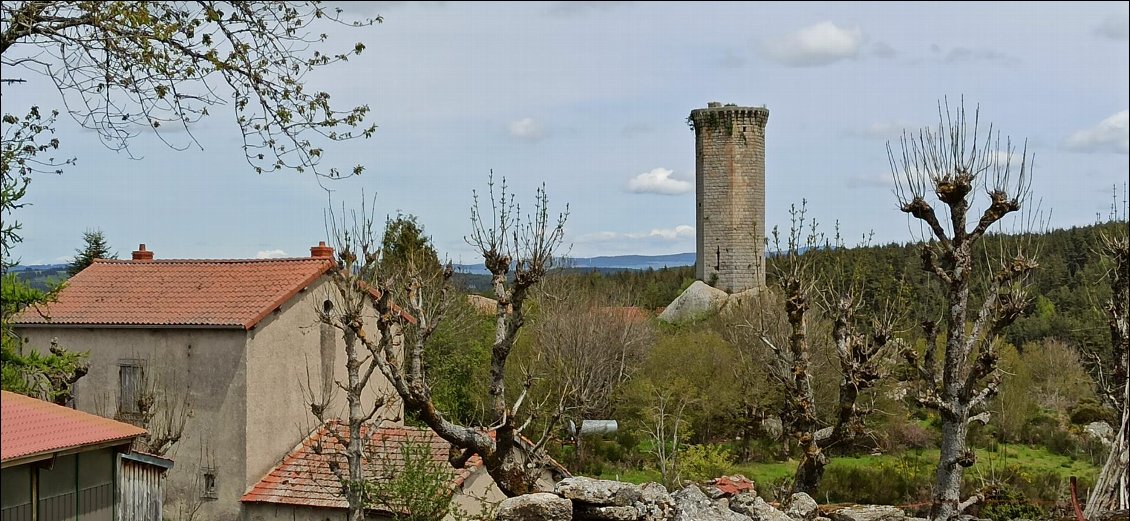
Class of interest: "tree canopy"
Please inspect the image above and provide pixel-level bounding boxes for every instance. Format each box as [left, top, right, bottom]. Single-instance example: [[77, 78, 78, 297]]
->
[[1, 1, 379, 177], [68, 228, 117, 276]]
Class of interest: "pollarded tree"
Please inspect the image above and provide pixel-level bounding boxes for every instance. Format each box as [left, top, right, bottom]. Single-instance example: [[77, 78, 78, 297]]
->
[[1084, 221, 1129, 517], [321, 176, 569, 499], [739, 203, 897, 495], [890, 100, 1036, 521], [67, 228, 117, 276], [1, 1, 378, 178]]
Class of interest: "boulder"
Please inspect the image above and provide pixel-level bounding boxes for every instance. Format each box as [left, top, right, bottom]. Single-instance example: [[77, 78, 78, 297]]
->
[[730, 494, 791, 521], [828, 505, 905, 521], [658, 281, 729, 323], [556, 477, 643, 507], [785, 493, 819, 521], [496, 493, 572, 521], [1084, 421, 1115, 446], [574, 505, 642, 521], [672, 484, 749, 521], [637, 482, 678, 521]]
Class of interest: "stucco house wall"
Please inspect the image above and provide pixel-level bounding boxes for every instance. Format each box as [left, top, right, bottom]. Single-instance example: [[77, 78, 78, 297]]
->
[[243, 277, 401, 495], [17, 327, 248, 520]]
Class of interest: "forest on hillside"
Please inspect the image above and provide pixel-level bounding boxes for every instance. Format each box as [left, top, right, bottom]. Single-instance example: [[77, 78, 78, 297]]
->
[[434, 219, 1127, 519]]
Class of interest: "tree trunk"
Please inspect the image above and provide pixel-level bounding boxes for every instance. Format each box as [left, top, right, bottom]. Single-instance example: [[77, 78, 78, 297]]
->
[[792, 433, 827, 495], [930, 415, 969, 521], [344, 332, 366, 521], [483, 432, 542, 497], [1086, 377, 1130, 517]]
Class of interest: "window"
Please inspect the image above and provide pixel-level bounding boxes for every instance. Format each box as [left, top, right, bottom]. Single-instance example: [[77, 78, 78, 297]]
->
[[118, 359, 145, 415], [201, 467, 218, 499]]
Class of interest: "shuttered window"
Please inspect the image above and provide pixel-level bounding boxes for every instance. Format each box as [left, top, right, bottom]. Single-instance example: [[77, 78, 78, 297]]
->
[[118, 360, 145, 415]]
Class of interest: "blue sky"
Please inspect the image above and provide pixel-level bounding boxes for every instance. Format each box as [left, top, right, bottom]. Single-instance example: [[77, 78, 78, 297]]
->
[[3, 1, 1128, 266]]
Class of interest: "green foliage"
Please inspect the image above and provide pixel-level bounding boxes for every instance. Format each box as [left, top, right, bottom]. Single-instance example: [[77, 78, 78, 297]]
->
[[1, 272, 89, 404], [1, 107, 88, 406], [634, 329, 740, 444], [381, 213, 441, 275], [416, 301, 493, 426], [67, 228, 117, 276], [679, 444, 736, 482], [364, 438, 458, 521], [978, 485, 1046, 521], [992, 339, 1097, 443], [2, 1, 380, 177], [1068, 400, 1117, 425]]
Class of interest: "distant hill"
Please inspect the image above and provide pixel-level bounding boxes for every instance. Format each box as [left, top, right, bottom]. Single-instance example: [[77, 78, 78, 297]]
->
[[7, 264, 70, 292], [455, 252, 694, 275]]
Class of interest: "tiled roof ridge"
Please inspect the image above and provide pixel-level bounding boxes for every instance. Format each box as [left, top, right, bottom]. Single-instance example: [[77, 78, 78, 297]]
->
[[93, 257, 333, 265]]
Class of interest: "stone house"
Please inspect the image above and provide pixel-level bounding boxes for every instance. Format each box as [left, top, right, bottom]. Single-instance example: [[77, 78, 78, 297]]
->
[[1, 390, 172, 521], [13, 243, 561, 520], [12, 243, 398, 520]]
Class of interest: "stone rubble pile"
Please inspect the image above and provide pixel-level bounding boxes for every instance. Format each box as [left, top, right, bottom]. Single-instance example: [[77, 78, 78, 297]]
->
[[493, 476, 940, 521]]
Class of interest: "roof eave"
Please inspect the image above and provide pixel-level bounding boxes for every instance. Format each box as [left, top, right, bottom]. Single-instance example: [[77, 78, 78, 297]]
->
[[12, 322, 246, 330], [1, 436, 140, 469]]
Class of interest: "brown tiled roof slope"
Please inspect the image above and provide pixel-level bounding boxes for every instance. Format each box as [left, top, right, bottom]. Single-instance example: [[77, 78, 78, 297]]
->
[[241, 422, 482, 512], [1, 390, 145, 464], [14, 258, 334, 330]]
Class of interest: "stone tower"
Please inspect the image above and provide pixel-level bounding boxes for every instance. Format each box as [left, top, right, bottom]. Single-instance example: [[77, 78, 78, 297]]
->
[[690, 102, 768, 294]]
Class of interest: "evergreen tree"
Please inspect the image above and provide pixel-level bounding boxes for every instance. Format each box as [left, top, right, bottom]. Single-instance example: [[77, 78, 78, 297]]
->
[[67, 229, 117, 276]]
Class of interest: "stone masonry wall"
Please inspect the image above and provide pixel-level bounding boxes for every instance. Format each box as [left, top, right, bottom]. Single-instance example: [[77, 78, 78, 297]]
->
[[691, 102, 768, 294]]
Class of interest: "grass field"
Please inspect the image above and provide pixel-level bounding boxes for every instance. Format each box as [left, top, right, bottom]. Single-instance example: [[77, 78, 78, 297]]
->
[[596, 442, 1100, 506]]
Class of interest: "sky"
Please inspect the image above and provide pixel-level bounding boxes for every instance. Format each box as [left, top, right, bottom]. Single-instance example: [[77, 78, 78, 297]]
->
[[3, 1, 1128, 266]]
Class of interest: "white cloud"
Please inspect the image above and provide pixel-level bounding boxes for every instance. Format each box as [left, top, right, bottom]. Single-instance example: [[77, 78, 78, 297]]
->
[[1095, 14, 1130, 40], [508, 117, 545, 140], [1065, 110, 1129, 154], [576, 225, 695, 243], [762, 21, 864, 67], [942, 47, 1019, 66], [256, 249, 288, 259], [626, 168, 692, 195], [647, 225, 695, 240]]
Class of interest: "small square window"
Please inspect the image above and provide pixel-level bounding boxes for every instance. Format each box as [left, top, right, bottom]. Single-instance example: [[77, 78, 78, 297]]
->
[[201, 467, 218, 499]]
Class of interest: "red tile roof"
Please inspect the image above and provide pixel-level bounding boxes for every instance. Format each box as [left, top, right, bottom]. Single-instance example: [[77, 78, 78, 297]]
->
[[14, 258, 334, 330], [241, 422, 482, 512], [1, 391, 146, 465]]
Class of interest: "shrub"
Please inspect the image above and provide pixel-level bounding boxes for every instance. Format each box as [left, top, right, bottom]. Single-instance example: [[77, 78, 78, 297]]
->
[[680, 444, 736, 482], [1068, 400, 1117, 425], [884, 421, 937, 451], [978, 485, 1045, 521]]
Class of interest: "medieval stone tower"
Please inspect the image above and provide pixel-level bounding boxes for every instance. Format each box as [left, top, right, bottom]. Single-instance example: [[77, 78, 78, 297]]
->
[[690, 102, 768, 294]]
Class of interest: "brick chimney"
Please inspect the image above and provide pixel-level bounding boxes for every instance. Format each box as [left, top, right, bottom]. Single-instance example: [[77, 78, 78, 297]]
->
[[132, 244, 154, 262], [310, 241, 334, 259]]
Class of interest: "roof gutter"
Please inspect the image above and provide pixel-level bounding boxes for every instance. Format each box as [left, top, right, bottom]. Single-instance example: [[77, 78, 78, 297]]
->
[[12, 323, 245, 330], [0, 437, 139, 470]]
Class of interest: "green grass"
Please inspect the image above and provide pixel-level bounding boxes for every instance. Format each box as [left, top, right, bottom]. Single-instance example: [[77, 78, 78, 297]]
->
[[594, 442, 1099, 491]]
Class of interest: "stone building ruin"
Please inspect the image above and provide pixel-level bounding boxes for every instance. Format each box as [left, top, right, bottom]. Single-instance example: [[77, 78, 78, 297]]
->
[[689, 102, 768, 294]]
